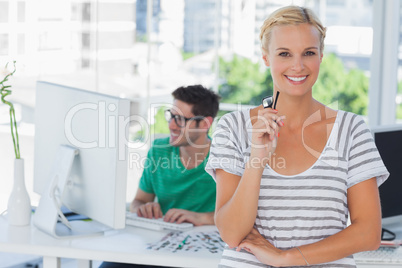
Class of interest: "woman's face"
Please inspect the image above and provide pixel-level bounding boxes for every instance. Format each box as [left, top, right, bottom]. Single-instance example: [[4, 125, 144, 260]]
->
[[262, 23, 323, 97]]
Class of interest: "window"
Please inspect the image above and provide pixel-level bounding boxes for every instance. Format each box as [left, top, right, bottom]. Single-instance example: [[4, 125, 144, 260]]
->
[[17, 34, 25, 54], [0, 0, 401, 215], [327, 0, 346, 7], [0, 34, 8, 55], [369, 0, 400, 125], [0, 2, 8, 23], [17, 1, 25, 22]]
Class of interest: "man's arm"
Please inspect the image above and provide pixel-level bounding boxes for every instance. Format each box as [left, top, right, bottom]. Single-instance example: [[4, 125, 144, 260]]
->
[[130, 188, 215, 225], [129, 188, 162, 219], [164, 209, 215, 226]]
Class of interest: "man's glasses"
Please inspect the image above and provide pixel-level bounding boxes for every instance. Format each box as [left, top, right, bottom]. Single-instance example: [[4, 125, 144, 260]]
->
[[164, 109, 204, 128]]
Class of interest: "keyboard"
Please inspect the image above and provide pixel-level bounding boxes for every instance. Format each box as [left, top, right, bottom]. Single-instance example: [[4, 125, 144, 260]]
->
[[354, 246, 402, 264], [125, 212, 194, 231]]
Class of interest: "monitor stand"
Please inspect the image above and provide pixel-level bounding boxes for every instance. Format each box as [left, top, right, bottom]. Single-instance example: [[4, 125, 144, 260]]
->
[[33, 145, 107, 239]]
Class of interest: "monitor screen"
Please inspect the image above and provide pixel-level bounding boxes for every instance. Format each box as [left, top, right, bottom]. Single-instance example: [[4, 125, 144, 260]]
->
[[371, 124, 402, 220], [33, 81, 131, 235]]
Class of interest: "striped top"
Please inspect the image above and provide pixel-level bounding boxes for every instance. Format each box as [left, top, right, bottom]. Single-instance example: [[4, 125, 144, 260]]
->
[[206, 109, 389, 268]]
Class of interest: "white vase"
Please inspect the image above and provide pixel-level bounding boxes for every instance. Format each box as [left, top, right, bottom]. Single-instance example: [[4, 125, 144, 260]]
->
[[7, 158, 31, 226]]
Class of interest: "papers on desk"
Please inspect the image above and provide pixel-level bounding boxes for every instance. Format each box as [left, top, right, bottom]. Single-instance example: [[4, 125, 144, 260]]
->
[[147, 228, 225, 254]]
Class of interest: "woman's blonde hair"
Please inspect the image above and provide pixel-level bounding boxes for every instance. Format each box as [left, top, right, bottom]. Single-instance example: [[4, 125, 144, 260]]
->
[[260, 6, 326, 53]]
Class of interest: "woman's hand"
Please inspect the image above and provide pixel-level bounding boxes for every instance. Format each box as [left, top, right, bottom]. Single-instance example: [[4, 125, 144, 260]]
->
[[237, 228, 284, 266], [250, 108, 285, 167]]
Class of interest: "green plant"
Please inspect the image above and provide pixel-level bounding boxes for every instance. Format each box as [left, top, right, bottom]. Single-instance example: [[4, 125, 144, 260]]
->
[[218, 54, 270, 105], [0, 61, 20, 159]]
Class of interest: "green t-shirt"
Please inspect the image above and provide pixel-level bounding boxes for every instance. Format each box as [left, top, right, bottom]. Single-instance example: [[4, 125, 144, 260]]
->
[[139, 137, 216, 215]]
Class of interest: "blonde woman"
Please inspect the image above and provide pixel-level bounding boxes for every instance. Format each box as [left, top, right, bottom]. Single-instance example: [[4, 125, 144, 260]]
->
[[206, 5, 389, 267]]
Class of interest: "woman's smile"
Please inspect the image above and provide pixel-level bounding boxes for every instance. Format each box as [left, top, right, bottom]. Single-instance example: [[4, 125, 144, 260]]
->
[[285, 75, 308, 83]]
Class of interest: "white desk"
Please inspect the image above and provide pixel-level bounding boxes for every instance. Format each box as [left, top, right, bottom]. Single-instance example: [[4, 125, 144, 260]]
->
[[0, 216, 221, 268], [2, 215, 402, 268]]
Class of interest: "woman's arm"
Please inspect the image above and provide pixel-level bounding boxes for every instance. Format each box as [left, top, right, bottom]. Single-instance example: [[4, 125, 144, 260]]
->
[[215, 108, 284, 248], [237, 177, 382, 267], [215, 165, 265, 248]]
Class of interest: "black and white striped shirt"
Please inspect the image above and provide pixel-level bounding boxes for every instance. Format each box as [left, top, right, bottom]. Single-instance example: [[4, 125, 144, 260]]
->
[[206, 109, 389, 268]]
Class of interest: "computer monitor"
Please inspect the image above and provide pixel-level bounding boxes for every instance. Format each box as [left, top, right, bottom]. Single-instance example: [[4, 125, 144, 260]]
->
[[371, 124, 402, 225], [33, 81, 131, 238]]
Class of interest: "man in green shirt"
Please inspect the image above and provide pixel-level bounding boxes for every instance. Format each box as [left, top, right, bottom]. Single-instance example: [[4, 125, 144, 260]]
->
[[129, 85, 220, 226]]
